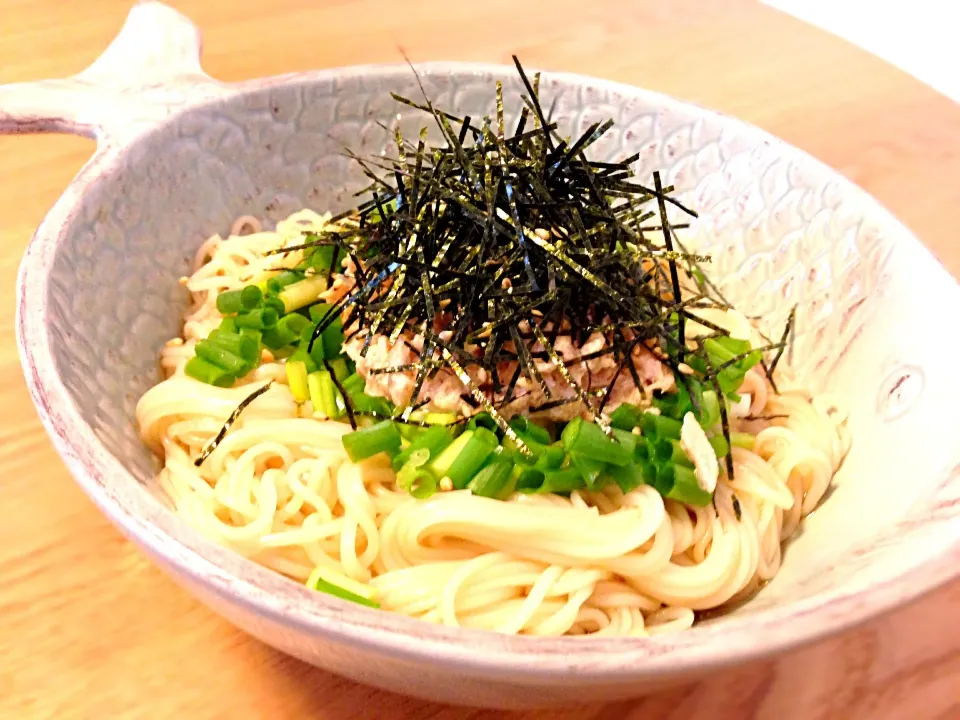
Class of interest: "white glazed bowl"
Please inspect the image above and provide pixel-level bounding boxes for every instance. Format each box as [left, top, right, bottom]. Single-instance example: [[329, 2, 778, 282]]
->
[[7, 2, 960, 709]]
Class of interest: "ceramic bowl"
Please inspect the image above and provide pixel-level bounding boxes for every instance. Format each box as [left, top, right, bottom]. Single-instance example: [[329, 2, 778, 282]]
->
[[6, 1, 960, 709]]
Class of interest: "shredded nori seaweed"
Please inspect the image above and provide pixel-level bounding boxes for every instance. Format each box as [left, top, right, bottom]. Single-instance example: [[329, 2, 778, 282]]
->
[[286, 57, 792, 471], [194, 382, 274, 467]]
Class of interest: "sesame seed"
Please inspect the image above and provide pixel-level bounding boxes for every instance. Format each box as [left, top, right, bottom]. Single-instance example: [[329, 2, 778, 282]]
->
[[439, 477, 453, 492]]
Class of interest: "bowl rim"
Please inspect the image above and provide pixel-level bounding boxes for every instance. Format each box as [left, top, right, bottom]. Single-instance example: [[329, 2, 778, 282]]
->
[[16, 60, 960, 682]]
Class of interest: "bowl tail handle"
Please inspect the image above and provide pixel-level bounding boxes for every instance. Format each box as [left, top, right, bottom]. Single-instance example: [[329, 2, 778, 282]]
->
[[0, 2, 225, 142]]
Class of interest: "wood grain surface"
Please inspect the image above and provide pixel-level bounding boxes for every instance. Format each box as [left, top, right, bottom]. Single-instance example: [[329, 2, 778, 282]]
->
[[1, 1, 959, 718]]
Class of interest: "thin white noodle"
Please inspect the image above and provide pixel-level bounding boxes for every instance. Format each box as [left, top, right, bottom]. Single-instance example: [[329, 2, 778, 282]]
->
[[136, 211, 849, 637]]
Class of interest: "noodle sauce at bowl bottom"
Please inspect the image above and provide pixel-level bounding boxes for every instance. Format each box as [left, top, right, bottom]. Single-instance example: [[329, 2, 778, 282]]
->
[[6, 2, 960, 709]]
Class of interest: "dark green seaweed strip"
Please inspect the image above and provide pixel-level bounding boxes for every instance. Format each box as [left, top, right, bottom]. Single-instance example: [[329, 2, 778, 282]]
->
[[194, 382, 274, 467]]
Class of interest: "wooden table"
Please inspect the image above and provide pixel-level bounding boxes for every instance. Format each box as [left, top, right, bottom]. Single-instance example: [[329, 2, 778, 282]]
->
[[2, 1, 959, 717]]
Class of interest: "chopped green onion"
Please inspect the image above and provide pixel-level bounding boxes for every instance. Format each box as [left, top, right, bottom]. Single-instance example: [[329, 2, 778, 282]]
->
[[607, 461, 644, 493], [326, 357, 349, 381], [219, 316, 237, 334], [263, 311, 313, 349], [239, 327, 262, 346], [194, 342, 247, 376], [342, 419, 402, 462], [235, 307, 279, 330], [653, 463, 673, 496], [444, 427, 499, 489], [262, 326, 297, 350], [708, 434, 730, 458], [467, 412, 499, 433], [308, 331, 326, 365], [515, 465, 546, 492], [633, 435, 651, 462], [340, 373, 392, 416], [263, 295, 287, 316], [641, 413, 682, 441], [306, 566, 379, 609], [185, 356, 235, 387], [697, 391, 720, 429], [535, 443, 567, 470], [288, 346, 318, 374], [468, 455, 515, 499], [266, 270, 303, 294], [651, 391, 686, 420], [540, 467, 583, 493], [712, 335, 751, 356], [569, 452, 606, 488], [664, 465, 713, 506], [341, 372, 365, 396], [398, 461, 438, 499], [503, 431, 548, 461], [704, 337, 738, 364], [280, 275, 328, 313], [428, 430, 473, 477], [206, 331, 258, 365], [717, 367, 746, 396], [240, 285, 263, 308], [308, 303, 335, 323], [307, 244, 338, 273], [392, 425, 454, 470], [299, 323, 316, 347], [321, 319, 345, 358], [730, 432, 756, 450], [611, 427, 637, 456], [609, 402, 644, 430], [286, 360, 310, 403], [216, 290, 244, 315], [253, 271, 278, 293], [423, 411, 457, 426], [308, 370, 342, 419], [741, 349, 763, 372], [281, 312, 311, 335], [639, 460, 658, 486], [508, 416, 551, 445], [217, 287, 262, 315], [654, 439, 694, 468], [561, 417, 630, 466]]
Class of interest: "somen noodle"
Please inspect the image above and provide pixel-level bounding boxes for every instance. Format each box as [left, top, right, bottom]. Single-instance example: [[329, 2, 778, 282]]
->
[[137, 207, 849, 637], [137, 61, 849, 636]]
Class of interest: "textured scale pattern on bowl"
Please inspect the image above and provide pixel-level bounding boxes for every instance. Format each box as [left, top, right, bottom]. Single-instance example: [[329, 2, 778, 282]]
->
[[6, 1, 960, 709]]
